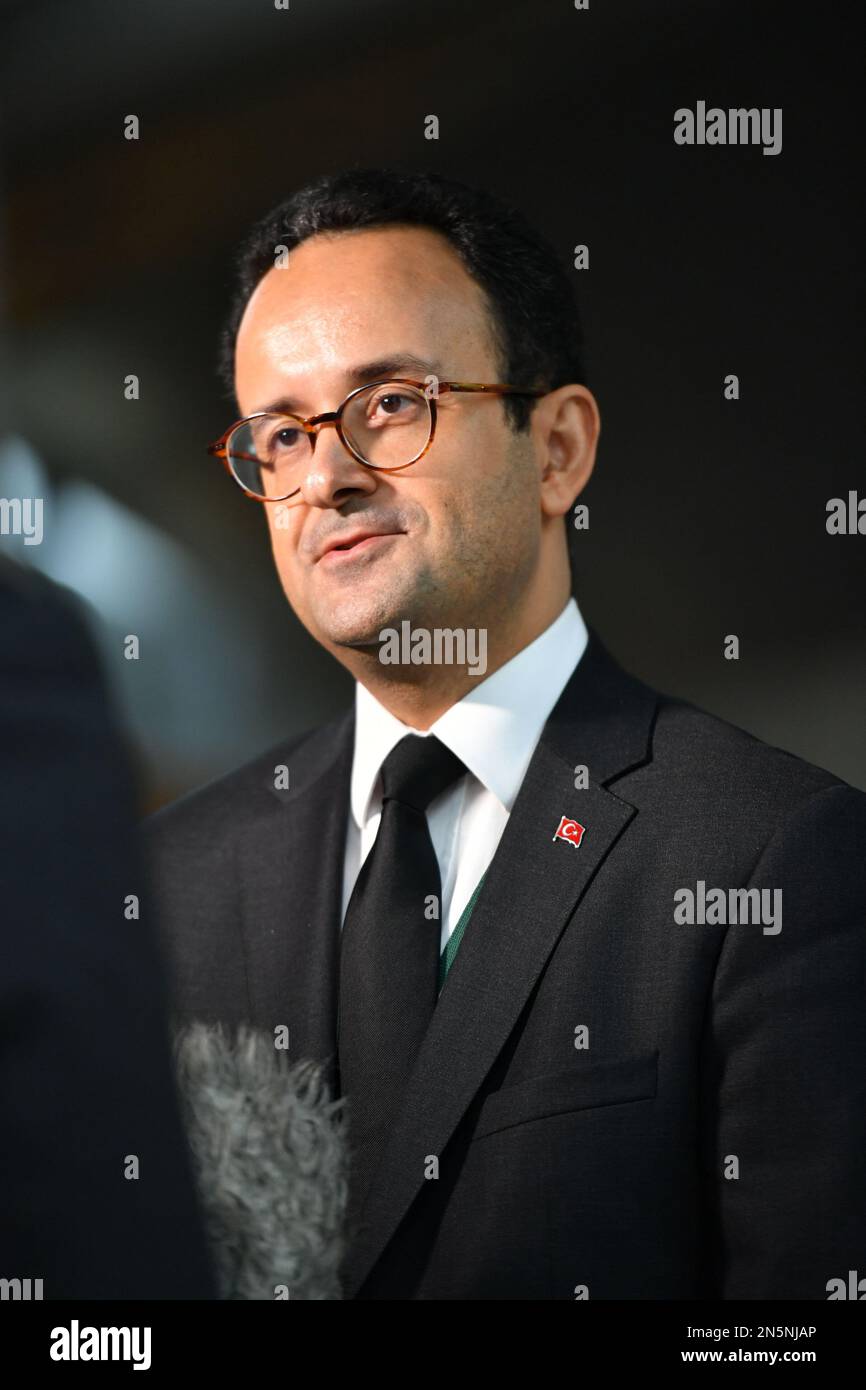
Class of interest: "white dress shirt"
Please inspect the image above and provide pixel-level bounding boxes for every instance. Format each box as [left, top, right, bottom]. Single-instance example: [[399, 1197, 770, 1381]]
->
[[341, 596, 589, 953]]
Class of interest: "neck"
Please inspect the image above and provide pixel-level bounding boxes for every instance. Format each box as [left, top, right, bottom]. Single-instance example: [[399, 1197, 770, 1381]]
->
[[336, 581, 572, 730]]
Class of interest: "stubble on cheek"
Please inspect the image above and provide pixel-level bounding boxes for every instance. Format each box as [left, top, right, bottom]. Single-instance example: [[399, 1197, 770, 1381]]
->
[[444, 449, 539, 630]]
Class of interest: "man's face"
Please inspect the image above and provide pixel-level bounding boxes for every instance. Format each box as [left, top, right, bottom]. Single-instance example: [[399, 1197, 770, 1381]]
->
[[233, 224, 543, 658]]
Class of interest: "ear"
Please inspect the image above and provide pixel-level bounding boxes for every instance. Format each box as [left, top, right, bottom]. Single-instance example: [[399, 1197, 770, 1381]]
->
[[535, 385, 601, 519]]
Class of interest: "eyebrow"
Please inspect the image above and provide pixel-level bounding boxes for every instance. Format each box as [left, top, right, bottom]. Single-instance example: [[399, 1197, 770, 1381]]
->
[[253, 353, 446, 415]]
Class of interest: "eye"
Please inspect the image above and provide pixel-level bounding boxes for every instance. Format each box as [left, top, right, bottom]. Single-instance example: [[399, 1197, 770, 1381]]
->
[[366, 388, 422, 424], [267, 424, 304, 452]]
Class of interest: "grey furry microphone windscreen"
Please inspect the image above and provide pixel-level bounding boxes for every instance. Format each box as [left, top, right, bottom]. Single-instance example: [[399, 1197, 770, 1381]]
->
[[173, 1025, 348, 1300]]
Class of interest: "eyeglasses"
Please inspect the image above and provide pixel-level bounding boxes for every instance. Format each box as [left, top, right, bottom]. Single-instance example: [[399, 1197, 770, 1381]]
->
[[207, 378, 546, 503]]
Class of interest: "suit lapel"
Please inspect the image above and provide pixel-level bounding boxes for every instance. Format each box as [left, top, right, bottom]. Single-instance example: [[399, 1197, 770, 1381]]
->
[[341, 632, 659, 1297], [235, 708, 354, 1087]]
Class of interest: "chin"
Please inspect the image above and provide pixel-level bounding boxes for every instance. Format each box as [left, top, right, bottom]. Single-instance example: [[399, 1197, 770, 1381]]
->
[[310, 601, 398, 652], [309, 578, 422, 651]]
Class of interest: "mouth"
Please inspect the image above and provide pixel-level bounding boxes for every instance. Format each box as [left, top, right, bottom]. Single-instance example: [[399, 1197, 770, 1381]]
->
[[316, 530, 403, 564]]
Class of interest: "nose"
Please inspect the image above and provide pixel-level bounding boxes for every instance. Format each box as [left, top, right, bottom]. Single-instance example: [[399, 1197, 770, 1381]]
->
[[296, 423, 378, 509]]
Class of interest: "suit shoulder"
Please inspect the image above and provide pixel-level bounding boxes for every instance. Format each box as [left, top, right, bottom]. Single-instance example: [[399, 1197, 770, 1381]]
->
[[142, 708, 352, 849], [649, 688, 861, 812]]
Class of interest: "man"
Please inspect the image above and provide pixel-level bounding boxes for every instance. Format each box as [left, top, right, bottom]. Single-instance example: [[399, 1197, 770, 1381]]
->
[[0, 555, 215, 1298], [144, 168, 866, 1300]]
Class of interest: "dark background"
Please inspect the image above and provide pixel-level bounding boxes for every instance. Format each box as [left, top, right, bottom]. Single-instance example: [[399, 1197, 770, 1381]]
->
[[1, 0, 862, 806]]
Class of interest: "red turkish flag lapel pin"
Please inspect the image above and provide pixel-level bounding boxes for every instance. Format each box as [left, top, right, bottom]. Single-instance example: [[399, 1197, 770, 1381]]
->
[[552, 815, 586, 849]]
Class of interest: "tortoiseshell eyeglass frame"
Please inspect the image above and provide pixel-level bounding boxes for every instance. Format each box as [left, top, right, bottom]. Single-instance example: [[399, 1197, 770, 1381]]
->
[[206, 378, 547, 503]]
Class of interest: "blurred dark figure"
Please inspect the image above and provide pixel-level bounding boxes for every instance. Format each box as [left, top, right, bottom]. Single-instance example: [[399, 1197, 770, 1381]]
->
[[0, 555, 215, 1298]]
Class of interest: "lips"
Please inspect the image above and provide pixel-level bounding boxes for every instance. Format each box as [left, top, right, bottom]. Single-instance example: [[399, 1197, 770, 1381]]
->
[[316, 528, 401, 562]]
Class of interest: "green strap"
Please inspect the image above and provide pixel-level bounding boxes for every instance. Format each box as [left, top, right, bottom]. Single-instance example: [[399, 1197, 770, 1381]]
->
[[438, 872, 487, 993]]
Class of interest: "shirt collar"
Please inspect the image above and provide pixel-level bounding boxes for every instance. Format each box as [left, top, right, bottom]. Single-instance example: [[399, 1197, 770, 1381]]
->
[[350, 596, 588, 829]]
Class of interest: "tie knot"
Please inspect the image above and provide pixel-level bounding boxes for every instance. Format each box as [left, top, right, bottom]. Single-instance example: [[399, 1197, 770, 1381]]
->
[[379, 734, 465, 812]]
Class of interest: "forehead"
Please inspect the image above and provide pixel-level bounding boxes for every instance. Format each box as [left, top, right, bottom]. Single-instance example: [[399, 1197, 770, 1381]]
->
[[234, 224, 497, 408]]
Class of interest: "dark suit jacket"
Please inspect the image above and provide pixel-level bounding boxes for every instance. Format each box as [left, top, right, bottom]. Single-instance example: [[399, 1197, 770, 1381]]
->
[[0, 558, 215, 1298], [143, 631, 866, 1300]]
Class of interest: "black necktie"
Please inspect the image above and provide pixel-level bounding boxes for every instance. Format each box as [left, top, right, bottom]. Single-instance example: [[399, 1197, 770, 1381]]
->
[[337, 733, 466, 1221]]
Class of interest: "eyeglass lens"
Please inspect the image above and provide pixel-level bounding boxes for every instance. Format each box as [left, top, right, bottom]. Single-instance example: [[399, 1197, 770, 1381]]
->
[[226, 381, 432, 499]]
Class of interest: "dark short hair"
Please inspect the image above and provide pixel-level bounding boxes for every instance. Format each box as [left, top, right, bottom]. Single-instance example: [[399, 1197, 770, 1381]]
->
[[218, 167, 588, 432]]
